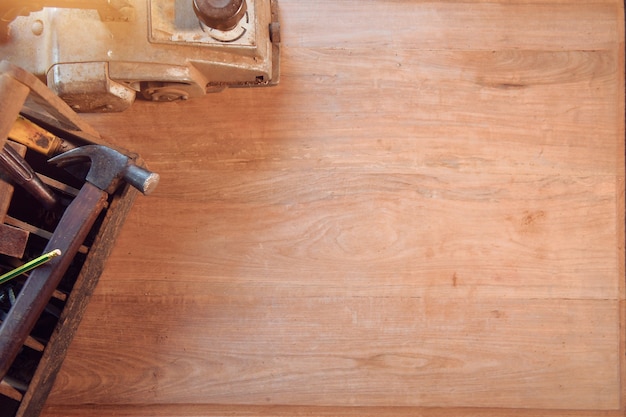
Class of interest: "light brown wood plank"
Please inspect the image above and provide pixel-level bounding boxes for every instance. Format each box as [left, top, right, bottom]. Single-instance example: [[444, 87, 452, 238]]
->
[[51, 297, 619, 410], [278, 1, 620, 51], [96, 172, 619, 301], [39, 0, 624, 416], [40, 404, 626, 417], [87, 48, 622, 177]]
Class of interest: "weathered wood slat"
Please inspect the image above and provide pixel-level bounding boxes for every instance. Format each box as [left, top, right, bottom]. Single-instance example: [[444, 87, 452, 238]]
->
[[0, 380, 22, 403]]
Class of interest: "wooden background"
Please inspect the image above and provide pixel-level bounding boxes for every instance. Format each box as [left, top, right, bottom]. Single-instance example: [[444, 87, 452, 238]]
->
[[41, 1, 624, 416]]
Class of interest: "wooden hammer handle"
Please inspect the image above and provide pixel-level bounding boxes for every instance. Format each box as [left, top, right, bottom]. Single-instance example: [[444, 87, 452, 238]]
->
[[0, 182, 108, 379]]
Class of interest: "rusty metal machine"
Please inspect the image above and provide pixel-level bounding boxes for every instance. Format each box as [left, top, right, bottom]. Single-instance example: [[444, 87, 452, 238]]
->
[[0, 0, 280, 112]]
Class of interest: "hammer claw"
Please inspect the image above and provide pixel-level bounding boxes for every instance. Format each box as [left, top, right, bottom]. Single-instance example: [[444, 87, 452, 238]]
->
[[47, 147, 92, 168]]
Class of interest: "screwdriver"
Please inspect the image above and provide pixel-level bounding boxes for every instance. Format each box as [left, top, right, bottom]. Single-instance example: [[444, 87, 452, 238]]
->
[[0, 143, 59, 209]]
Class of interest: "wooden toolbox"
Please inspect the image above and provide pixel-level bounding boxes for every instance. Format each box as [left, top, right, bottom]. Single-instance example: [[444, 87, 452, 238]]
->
[[0, 62, 145, 417]]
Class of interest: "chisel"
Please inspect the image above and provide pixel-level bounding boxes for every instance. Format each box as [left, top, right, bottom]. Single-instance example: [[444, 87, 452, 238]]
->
[[8, 115, 74, 156]]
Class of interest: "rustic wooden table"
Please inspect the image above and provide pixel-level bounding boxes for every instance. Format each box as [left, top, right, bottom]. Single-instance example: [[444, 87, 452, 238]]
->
[[41, 1, 624, 416]]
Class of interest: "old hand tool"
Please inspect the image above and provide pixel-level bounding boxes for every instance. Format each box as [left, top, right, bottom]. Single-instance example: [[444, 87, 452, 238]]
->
[[0, 145, 159, 379], [0, 143, 59, 209], [9, 115, 74, 156]]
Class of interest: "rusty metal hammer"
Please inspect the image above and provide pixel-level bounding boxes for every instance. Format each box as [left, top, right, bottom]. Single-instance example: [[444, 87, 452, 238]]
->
[[0, 145, 159, 379]]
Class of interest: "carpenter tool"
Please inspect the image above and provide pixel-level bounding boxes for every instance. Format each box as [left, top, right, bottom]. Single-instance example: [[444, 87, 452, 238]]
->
[[0, 249, 62, 285], [0, 144, 159, 379], [0, 143, 59, 209], [8, 115, 74, 156]]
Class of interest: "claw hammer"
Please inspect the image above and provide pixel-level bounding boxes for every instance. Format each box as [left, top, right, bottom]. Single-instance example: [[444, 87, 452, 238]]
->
[[0, 144, 159, 379]]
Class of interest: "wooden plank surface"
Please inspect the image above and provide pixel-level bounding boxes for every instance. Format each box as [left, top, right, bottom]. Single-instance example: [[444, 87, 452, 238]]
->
[[41, 0, 624, 415]]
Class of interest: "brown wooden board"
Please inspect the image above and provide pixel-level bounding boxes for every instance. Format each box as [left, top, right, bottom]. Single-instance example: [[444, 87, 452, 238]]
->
[[0, 225, 27, 259], [36, 0, 626, 416], [0, 141, 29, 258]]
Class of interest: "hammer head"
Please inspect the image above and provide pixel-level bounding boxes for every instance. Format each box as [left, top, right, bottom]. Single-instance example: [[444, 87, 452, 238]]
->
[[48, 145, 159, 195]]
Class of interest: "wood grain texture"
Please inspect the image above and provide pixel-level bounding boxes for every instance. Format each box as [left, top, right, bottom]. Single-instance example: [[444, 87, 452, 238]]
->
[[41, 1, 624, 416]]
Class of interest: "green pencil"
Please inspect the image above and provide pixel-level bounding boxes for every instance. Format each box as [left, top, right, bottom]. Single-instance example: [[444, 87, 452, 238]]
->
[[0, 249, 62, 285]]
